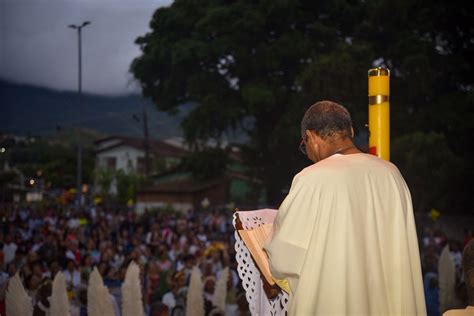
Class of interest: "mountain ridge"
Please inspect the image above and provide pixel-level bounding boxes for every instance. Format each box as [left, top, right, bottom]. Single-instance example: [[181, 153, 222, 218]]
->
[[0, 79, 186, 140]]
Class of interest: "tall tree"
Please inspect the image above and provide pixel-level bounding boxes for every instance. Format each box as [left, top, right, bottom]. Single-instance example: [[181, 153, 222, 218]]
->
[[132, 0, 373, 203], [132, 0, 473, 210], [9, 139, 95, 189]]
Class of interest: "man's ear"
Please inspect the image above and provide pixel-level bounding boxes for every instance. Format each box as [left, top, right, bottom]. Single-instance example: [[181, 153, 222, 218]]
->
[[306, 130, 317, 144], [307, 130, 323, 146]]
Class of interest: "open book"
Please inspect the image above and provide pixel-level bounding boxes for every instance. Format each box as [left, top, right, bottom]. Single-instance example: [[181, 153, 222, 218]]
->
[[234, 209, 290, 312], [237, 223, 274, 285]]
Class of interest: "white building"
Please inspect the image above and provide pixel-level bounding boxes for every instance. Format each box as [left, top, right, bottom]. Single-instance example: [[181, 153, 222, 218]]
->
[[94, 136, 187, 194]]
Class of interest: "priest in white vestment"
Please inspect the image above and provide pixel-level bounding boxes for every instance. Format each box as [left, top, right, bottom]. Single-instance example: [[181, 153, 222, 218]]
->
[[264, 100, 426, 315]]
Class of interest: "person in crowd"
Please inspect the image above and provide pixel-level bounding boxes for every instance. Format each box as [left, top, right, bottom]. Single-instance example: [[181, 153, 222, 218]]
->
[[63, 259, 81, 289], [0, 203, 251, 315], [444, 239, 474, 315], [464, 230, 473, 248], [265, 100, 425, 315]]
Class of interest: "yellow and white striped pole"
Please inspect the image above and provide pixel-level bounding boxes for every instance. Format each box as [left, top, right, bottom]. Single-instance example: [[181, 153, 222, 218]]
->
[[368, 67, 390, 161]]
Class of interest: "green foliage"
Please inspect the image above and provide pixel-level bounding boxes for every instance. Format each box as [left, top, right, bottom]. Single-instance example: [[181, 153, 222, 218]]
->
[[96, 168, 149, 205], [8, 139, 94, 189], [132, 0, 473, 209], [95, 168, 114, 197], [0, 171, 19, 188], [392, 132, 465, 213], [183, 148, 228, 180], [115, 170, 145, 204], [152, 158, 168, 175]]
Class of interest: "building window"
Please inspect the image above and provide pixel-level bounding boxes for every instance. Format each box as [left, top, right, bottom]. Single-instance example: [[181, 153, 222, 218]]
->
[[105, 157, 117, 170], [137, 157, 146, 174]]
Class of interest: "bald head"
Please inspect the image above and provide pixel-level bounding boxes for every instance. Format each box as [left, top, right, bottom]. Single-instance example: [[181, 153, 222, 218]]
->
[[301, 100, 353, 142]]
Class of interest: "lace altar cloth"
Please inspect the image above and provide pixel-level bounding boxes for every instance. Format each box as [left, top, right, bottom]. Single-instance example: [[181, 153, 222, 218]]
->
[[233, 209, 289, 315]]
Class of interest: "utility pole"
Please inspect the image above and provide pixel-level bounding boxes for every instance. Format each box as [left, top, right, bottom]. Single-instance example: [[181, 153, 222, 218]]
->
[[68, 21, 91, 206]]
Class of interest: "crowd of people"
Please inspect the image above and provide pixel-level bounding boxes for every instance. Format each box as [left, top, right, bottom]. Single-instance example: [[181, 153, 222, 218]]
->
[[419, 225, 473, 316], [1, 203, 473, 316], [0, 205, 250, 316]]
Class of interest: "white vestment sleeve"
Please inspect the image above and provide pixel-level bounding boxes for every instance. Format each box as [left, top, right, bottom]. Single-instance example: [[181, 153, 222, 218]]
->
[[264, 175, 319, 291]]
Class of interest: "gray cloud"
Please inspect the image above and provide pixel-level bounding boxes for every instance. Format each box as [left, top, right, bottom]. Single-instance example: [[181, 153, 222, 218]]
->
[[0, 0, 172, 95]]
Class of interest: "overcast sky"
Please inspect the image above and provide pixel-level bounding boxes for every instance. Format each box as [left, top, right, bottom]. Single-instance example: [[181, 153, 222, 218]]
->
[[0, 0, 172, 95]]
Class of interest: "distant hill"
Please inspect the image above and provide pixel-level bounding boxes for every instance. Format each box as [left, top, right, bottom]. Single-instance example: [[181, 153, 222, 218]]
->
[[0, 80, 190, 140]]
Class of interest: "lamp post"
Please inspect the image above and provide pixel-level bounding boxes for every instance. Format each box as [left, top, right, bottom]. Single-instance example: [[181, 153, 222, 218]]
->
[[68, 21, 91, 206]]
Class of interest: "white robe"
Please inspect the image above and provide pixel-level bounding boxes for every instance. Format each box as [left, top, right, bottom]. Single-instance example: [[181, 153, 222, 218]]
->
[[264, 153, 426, 316]]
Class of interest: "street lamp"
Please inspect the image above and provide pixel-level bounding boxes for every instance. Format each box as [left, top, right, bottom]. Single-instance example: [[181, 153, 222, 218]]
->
[[68, 21, 91, 207]]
